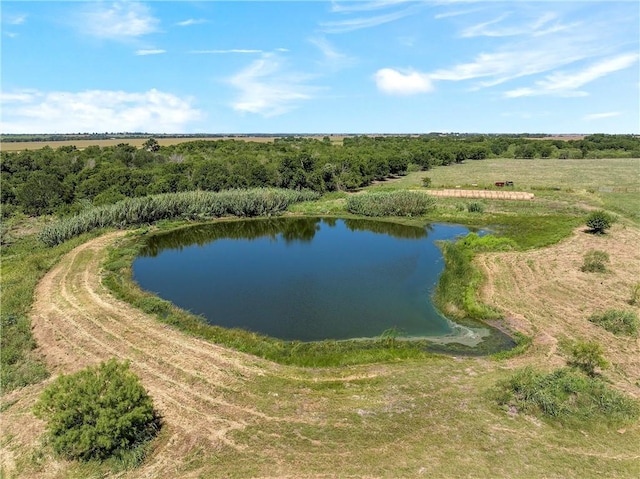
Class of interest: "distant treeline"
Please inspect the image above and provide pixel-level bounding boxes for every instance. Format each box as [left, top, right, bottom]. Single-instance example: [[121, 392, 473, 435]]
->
[[2, 134, 639, 218]]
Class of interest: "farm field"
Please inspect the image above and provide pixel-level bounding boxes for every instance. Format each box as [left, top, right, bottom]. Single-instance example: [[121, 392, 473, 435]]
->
[[0, 135, 347, 152], [1, 157, 639, 478]]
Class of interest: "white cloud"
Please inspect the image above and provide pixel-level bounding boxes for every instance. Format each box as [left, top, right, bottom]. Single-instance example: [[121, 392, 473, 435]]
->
[[135, 49, 166, 56], [0, 89, 203, 133], [228, 54, 318, 117], [79, 2, 159, 40], [176, 18, 207, 27], [0, 91, 38, 103], [374, 68, 434, 95], [583, 112, 622, 121], [504, 53, 639, 97]]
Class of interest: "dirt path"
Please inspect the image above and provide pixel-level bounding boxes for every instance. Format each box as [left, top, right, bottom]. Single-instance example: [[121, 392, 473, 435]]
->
[[2, 232, 329, 478]]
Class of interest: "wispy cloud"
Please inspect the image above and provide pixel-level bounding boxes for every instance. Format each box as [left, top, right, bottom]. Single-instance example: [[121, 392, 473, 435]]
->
[[228, 54, 319, 117], [0, 89, 203, 133], [374, 68, 433, 95], [583, 111, 622, 121], [460, 11, 579, 38], [321, 3, 422, 33], [309, 37, 354, 70], [135, 49, 166, 56], [190, 49, 262, 54], [176, 18, 207, 27], [434, 7, 482, 20], [78, 2, 159, 40], [429, 45, 589, 88], [504, 53, 639, 97], [330, 0, 415, 14], [7, 14, 27, 25]]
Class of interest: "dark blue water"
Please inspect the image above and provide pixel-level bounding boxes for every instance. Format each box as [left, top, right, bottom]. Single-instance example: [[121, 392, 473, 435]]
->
[[132, 218, 472, 342]]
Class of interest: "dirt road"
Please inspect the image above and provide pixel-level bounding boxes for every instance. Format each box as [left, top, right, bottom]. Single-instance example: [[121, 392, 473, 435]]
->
[[3, 232, 327, 478]]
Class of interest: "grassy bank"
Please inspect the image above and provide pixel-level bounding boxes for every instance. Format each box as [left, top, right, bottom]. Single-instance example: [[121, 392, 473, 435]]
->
[[1, 227, 106, 391]]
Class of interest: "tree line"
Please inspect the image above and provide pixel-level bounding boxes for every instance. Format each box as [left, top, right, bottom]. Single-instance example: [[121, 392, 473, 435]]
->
[[2, 134, 639, 217]]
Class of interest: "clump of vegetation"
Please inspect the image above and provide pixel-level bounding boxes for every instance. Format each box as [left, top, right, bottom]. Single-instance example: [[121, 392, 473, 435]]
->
[[495, 366, 639, 425], [466, 201, 485, 213], [589, 309, 639, 336], [33, 359, 161, 463], [421, 176, 432, 187], [346, 191, 436, 217], [580, 249, 610, 272], [568, 340, 608, 377], [585, 210, 614, 234], [39, 188, 319, 246], [457, 232, 517, 252]]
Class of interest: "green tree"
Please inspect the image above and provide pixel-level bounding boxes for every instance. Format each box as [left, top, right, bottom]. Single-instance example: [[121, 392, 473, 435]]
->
[[142, 138, 160, 152], [15, 171, 70, 215], [33, 359, 160, 461]]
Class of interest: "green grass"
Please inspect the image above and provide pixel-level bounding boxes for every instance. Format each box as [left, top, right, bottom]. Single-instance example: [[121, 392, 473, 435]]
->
[[1, 228, 104, 391], [589, 310, 639, 336], [494, 366, 639, 426]]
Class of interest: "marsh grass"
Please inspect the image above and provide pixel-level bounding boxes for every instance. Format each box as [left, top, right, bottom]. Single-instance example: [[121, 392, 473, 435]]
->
[[39, 189, 319, 246], [494, 366, 639, 425], [346, 190, 436, 217]]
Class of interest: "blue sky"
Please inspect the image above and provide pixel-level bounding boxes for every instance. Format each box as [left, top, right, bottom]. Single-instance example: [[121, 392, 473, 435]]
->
[[1, 1, 638, 134]]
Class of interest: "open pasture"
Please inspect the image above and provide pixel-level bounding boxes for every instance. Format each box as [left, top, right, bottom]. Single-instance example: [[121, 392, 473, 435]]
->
[[372, 157, 640, 192]]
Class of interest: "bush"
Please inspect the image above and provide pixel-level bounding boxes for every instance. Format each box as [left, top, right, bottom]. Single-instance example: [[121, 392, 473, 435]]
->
[[585, 210, 614, 234], [33, 359, 160, 462], [421, 176, 432, 187], [466, 201, 485, 213], [346, 190, 436, 217], [495, 366, 639, 424], [580, 249, 609, 272], [589, 309, 639, 336], [568, 341, 608, 376]]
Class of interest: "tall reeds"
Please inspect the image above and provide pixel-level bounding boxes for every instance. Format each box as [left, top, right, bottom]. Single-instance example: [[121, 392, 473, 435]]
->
[[39, 188, 319, 246], [346, 190, 436, 217]]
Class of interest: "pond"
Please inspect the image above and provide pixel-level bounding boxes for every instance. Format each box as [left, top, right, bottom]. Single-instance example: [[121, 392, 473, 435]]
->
[[133, 217, 493, 346]]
